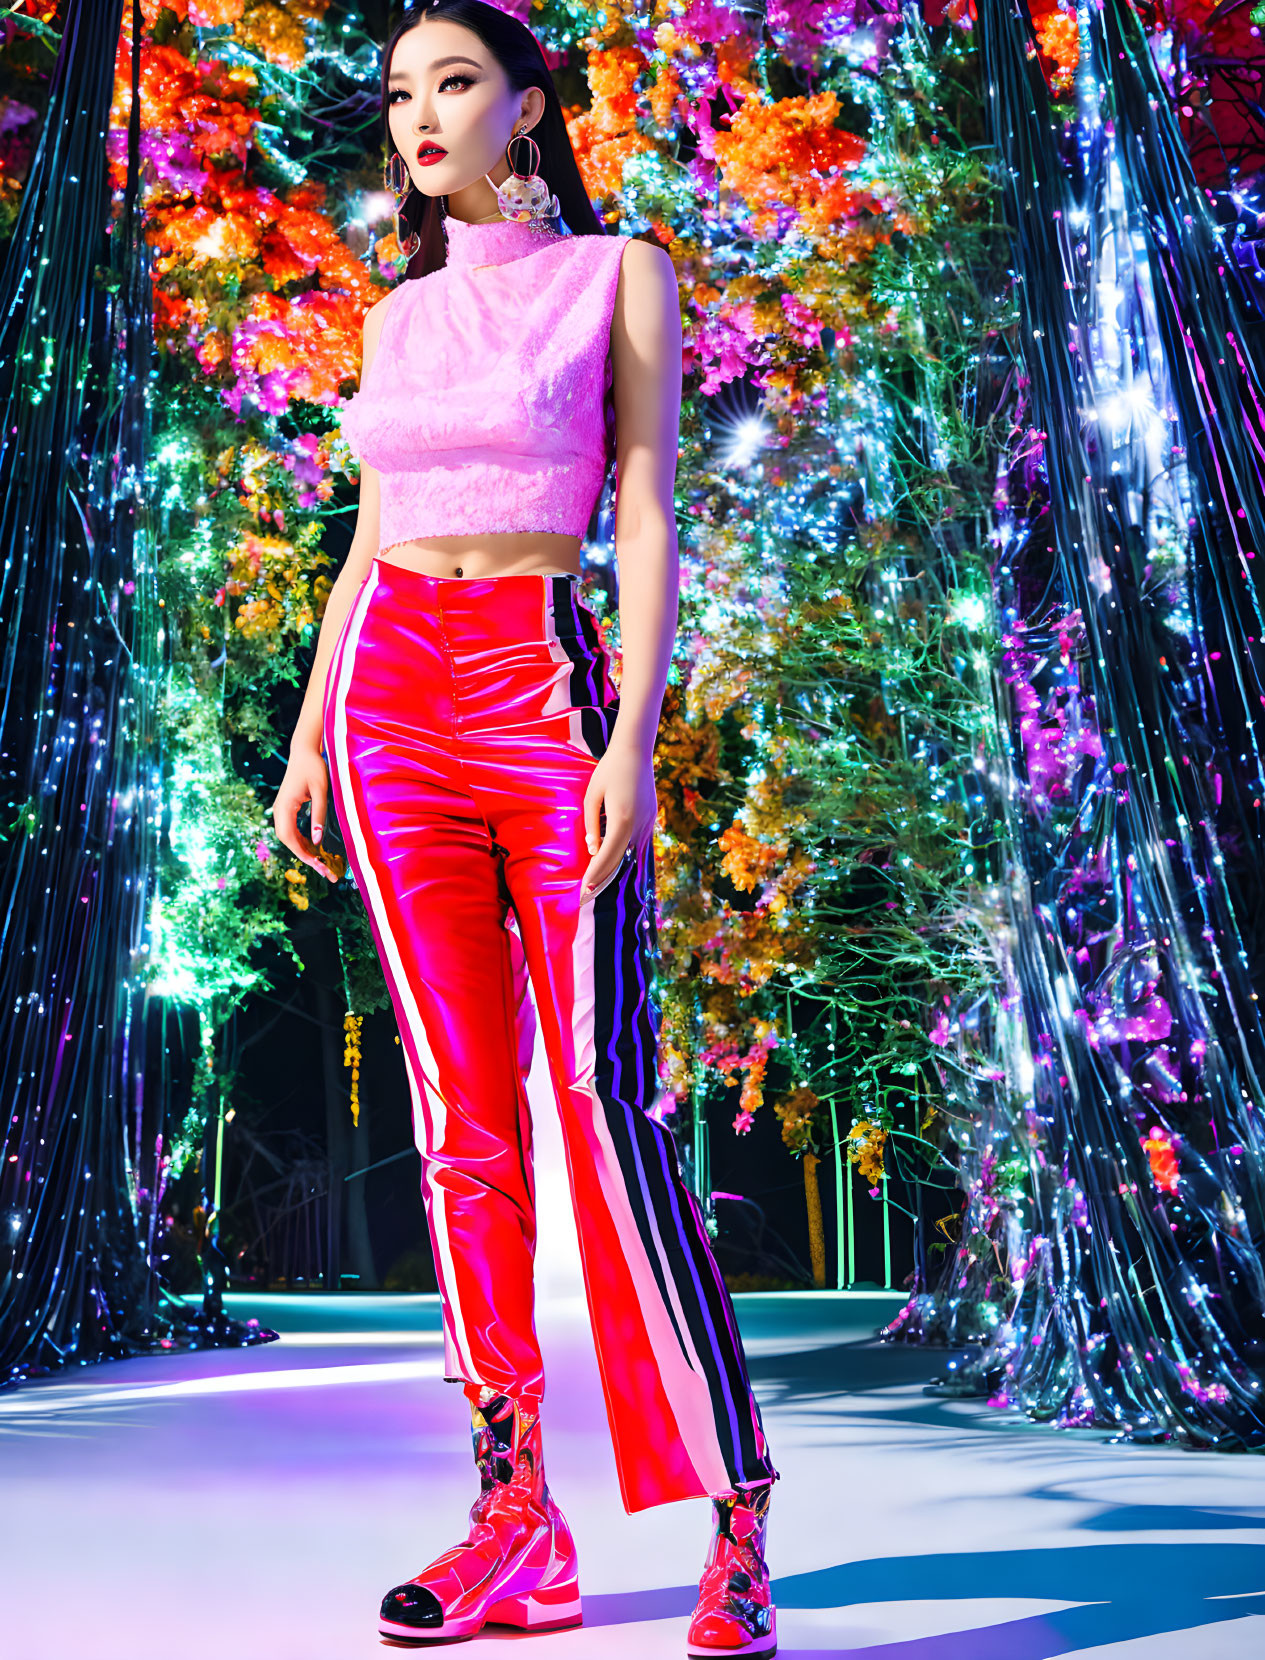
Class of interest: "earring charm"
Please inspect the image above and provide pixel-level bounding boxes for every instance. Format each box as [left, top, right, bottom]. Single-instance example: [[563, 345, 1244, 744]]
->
[[384, 150, 421, 260], [484, 128, 560, 234]]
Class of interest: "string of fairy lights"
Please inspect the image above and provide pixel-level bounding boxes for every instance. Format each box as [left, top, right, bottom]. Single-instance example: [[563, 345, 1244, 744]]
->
[[0, 0, 166, 1382], [905, 0, 1265, 1445]]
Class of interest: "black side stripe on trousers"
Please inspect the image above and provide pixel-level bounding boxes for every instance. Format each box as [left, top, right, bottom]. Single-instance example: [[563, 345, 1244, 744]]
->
[[591, 857, 769, 1489], [549, 573, 770, 1488]]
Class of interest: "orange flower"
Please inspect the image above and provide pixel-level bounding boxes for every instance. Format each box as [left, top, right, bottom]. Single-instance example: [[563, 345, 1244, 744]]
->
[[713, 91, 868, 238], [584, 43, 644, 133], [716, 36, 758, 93], [152, 198, 264, 271], [774, 1086, 820, 1154], [253, 292, 363, 402], [1142, 1126, 1180, 1195], [847, 1120, 888, 1186], [195, 330, 230, 370], [718, 822, 783, 893], [648, 60, 681, 131], [739, 1051, 767, 1117], [564, 47, 654, 201], [153, 288, 191, 335], [563, 118, 652, 202], [111, 39, 261, 187], [189, 0, 247, 22], [1031, 3, 1079, 94]]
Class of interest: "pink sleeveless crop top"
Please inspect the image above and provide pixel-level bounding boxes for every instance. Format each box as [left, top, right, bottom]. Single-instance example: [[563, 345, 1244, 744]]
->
[[338, 215, 633, 549]]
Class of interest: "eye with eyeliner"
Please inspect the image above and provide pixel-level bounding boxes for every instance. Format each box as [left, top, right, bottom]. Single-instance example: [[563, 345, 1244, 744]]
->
[[389, 73, 477, 103]]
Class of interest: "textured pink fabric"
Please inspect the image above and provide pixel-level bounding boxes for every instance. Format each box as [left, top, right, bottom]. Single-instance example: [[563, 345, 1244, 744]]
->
[[339, 217, 633, 550]]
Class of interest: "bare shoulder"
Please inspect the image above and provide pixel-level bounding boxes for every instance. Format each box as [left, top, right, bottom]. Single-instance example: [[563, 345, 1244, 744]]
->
[[363, 289, 397, 340], [361, 287, 400, 376], [616, 235, 676, 291], [612, 237, 679, 344]]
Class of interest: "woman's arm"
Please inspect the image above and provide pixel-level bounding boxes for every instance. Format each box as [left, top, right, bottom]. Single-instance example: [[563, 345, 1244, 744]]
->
[[288, 459, 381, 759], [581, 237, 683, 899], [271, 295, 393, 879]]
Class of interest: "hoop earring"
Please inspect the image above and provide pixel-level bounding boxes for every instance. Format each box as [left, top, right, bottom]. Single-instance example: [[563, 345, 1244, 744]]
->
[[384, 150, 421, 260], [484, 127, 560, 233]]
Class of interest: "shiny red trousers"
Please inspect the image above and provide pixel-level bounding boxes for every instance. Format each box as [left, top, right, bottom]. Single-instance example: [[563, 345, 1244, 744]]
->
[[322, 561, 775, 1512]]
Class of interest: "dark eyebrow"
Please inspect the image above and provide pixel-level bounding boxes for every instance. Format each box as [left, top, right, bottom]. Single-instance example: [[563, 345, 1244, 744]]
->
[[388, 56, 482, 85]]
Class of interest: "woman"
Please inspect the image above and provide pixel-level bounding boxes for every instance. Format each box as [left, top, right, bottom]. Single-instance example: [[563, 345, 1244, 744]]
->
[[272, 3, 778, 1652]]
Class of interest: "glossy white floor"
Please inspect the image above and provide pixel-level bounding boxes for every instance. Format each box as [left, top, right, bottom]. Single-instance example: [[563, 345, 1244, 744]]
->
[[4, 1295, 1265, 1659], [4, 1068, 1264, 1660]]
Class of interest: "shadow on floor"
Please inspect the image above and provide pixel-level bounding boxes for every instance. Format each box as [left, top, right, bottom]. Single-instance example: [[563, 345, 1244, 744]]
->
[[577, 1539, 1265, 1656], [746, 1334, 966, 1397]]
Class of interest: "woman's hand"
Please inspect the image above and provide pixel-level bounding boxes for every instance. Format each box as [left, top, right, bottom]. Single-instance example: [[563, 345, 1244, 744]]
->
[[580, 737, 658, 901], [272, 743, 340, 882]]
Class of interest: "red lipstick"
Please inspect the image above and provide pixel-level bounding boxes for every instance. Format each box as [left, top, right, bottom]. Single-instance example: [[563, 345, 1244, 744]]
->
[[416, 143, 447, 166]]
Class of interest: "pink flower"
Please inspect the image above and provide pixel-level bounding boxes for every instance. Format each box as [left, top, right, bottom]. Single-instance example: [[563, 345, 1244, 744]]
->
[[733, 1110, 755, 1134]]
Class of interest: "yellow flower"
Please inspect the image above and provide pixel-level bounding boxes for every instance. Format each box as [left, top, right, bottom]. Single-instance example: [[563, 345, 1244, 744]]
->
[[343, 1011, 363, 1127], [232, 0, 330, 70], [773, 1086, 819, 1155], [284, 864, 309, 910], [847, 1120, 888, 1186]]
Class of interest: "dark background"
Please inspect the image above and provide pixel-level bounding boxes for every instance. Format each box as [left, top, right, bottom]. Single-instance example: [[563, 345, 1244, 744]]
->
[[158, 927, 923, 1298]]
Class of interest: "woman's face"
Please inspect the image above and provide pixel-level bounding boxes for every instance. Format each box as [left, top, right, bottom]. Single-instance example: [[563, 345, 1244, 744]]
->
[[386, 20, 542, 199]]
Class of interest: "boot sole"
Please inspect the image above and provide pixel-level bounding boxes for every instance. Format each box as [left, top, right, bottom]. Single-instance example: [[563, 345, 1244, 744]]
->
[[488, 1580, 584, 1628], [686, 1606, 777, 1657]]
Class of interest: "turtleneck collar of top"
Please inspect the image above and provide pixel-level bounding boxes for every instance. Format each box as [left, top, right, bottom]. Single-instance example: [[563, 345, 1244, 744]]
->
[[441, 212, 564, 269]]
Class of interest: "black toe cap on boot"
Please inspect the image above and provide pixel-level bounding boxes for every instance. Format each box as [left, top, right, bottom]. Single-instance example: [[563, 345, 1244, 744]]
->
[[380, 1582, 445, 1629]]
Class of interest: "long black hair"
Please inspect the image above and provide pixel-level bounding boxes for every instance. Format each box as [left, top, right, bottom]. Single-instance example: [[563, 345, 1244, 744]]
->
[[380, 0, 606, 279]]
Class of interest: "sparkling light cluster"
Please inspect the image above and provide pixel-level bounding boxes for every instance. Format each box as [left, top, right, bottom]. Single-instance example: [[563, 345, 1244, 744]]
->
[[888, 0, 1265, 1447]]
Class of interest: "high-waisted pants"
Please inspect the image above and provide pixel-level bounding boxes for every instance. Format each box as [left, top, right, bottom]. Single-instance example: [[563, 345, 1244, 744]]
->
[[321, 560, 776, 1513]]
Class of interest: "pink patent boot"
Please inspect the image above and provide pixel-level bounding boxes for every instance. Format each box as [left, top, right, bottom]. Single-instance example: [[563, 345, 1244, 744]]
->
[[378, 1390, 581, 1642], [686, 1479, 776, 1657]]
